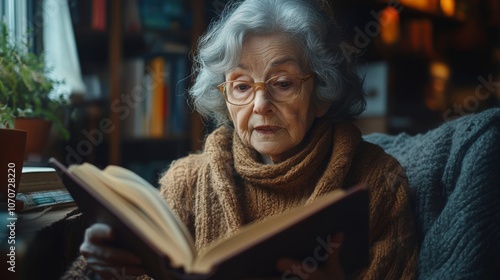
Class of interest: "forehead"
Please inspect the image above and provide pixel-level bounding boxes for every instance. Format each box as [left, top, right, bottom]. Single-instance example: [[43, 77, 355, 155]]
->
[[238, 33, 304, 70]]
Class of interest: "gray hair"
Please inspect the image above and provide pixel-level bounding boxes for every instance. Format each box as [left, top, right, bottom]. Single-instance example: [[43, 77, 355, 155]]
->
[[190, 0, 366, 127]]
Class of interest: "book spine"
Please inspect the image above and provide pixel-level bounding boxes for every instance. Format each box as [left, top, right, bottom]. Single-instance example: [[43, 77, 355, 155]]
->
[[149, 57, 167, 138], [123, 0, 142, 33], [168, 56, 188, 136], [91, 0, 107, 31], [121, 58, 147, 138]]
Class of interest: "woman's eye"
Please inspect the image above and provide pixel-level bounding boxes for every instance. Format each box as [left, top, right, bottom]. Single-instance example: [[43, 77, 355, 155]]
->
[[272, 79, 294, 89], [233, 83, 251, 92], [277, 81, 291, 88]]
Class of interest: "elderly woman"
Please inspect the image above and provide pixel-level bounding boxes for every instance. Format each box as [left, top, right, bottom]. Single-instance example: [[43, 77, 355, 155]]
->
[[66, 0, 418, 279]]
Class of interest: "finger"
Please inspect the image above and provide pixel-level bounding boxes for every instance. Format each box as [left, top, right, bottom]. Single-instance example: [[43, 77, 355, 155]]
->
[[80, 242, 142, 265], [84, 223, 114, 244]]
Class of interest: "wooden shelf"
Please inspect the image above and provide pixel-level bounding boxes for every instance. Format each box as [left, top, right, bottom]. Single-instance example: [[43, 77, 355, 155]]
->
[[71, 0, 206, 166], [121, 137, 190, 162]]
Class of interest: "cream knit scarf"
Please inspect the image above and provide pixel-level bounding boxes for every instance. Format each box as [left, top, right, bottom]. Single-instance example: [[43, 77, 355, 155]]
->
[[193, 119, 361, 250]]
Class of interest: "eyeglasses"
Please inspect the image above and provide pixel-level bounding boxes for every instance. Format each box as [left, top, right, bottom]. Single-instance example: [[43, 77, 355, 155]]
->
[[217, 73, 314, 106]]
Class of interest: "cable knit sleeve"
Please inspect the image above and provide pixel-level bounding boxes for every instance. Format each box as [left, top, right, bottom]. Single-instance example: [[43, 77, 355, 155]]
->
[[348, 142, 419, 280]]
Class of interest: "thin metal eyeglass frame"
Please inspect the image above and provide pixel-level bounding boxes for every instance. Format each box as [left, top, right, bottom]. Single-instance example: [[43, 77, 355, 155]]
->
[[217, 73, 314, 106]]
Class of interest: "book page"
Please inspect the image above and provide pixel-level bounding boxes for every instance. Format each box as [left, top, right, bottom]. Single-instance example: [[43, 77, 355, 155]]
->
[[99, 165, 195, 259], [69, 164, 192, 268], [102, 165, 194, 249]]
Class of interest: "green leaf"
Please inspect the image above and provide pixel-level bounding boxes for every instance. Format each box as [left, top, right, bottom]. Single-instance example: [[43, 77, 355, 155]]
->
[[0, 79, 5, 93], [21, 65, 34, 92], [0, 19, 67, 137]]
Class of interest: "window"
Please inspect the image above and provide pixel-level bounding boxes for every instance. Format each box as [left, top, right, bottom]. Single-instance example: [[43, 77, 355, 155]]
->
[[0, 0, 32, 52], [2, 0, 85, 97]]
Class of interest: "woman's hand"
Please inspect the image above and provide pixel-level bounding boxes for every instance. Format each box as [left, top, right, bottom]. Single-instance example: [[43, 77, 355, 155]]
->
[[80, 223, 145, 280], [276, 232, 345, 280]]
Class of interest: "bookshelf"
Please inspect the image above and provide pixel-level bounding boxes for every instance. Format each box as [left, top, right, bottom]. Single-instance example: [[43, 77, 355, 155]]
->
[[69, 0, 206, 182], [67, 0, 498, 167], [332, 0, 500, 135]]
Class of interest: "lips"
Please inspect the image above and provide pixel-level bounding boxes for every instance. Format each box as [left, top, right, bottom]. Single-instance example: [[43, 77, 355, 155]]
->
[[254, 125, 282, 134]]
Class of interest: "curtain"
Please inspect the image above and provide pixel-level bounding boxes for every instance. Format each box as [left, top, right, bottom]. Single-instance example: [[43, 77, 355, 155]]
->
[[43, 0, 86, 98], [1, 0, 28, 52]]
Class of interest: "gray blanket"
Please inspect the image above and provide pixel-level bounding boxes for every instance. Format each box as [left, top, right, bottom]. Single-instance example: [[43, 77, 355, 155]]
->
[[364, 108, 500, 279]]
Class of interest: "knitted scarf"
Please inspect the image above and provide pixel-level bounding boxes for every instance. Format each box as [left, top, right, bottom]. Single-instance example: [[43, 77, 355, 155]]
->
[[181, 119, 362, 251]]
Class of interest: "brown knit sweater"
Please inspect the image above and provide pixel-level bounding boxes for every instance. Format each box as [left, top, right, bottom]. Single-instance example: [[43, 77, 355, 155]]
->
[[62, 120, 418, 279], [159, 120, 418, 279]]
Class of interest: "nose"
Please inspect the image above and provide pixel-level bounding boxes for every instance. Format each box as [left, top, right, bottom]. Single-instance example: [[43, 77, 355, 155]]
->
[[253, 86, 274, 114]]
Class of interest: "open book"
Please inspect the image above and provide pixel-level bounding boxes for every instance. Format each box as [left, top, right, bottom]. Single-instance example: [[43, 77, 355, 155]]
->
[[49, 158, 369, 280]]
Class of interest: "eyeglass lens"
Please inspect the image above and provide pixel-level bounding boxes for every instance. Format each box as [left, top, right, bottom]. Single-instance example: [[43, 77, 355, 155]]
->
[[224, 75, 302, 105]]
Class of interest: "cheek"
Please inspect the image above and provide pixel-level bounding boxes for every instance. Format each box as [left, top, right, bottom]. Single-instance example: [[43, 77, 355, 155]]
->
[[282, 100, 318, 142], [286, 115, 310, 142], [228, 107, 252, 140]]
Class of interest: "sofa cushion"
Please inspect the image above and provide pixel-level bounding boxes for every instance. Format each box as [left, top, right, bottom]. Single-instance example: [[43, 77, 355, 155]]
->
[[364, 108, 500, 279]]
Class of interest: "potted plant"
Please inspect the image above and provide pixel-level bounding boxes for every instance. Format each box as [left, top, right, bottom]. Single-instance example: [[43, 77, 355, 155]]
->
[[0, 21, 69, 158]]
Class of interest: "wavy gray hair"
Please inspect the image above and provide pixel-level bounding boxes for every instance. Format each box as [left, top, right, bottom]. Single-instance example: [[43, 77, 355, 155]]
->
[[190, 0, 366, 127]]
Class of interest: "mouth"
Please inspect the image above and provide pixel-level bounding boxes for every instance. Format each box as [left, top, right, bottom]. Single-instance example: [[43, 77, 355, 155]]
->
[[253, 125, 282, 134]]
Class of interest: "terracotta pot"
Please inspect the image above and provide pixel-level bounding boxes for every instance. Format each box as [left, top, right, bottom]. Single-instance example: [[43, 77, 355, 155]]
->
[[0, 128, 26, 204], [14, 118, 52, 158]]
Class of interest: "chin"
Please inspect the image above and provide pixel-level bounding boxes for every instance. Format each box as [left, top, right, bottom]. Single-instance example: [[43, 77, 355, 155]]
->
[[255, 147, 283, 158]]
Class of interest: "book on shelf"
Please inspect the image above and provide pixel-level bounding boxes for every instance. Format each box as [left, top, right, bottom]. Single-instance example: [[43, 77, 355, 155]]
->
[[69, 0, 107, 31], [148, 56, 169, 138], [49, 158, 369, 280], [16, 167, 75, 212], [121, 58, 147, 139], [399, 19, 434, 57], [121, 54, 190, 139], [123, 0, 142, 33], [91, 0, 107, 31], [168, 55, 189, 136], [137, 0, 185, 31]]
